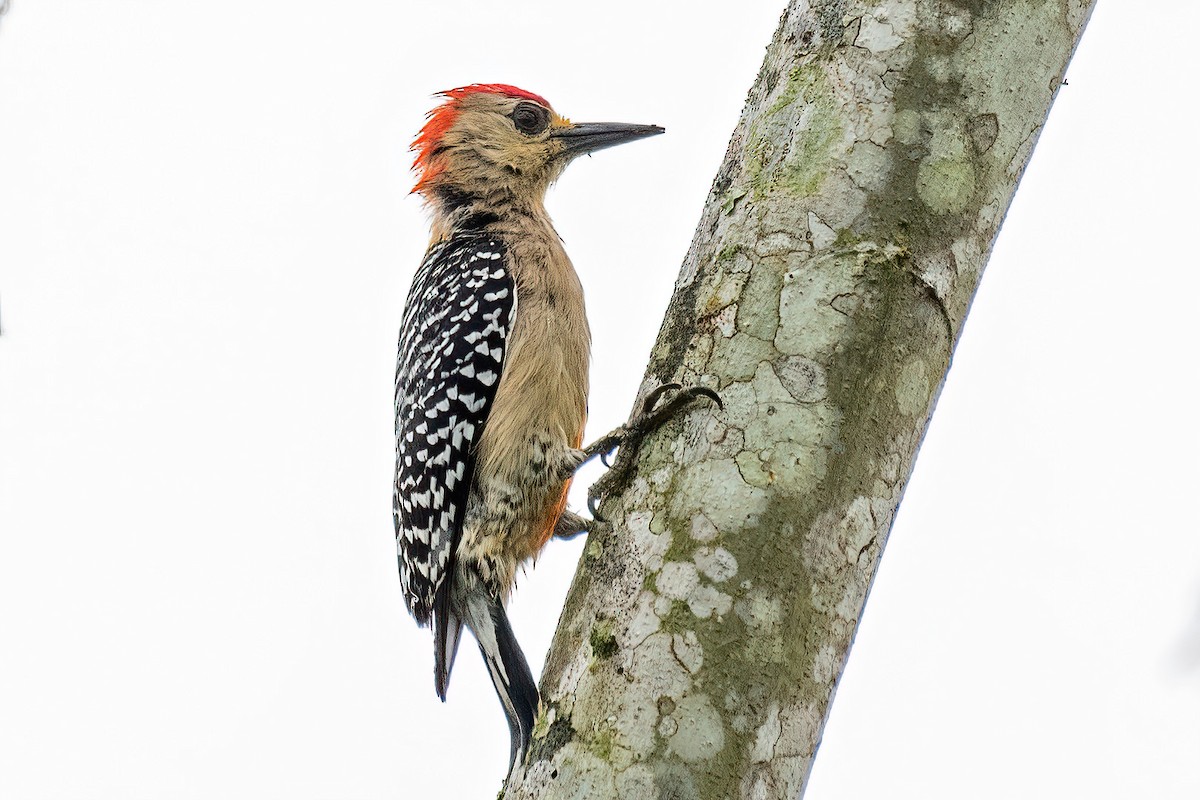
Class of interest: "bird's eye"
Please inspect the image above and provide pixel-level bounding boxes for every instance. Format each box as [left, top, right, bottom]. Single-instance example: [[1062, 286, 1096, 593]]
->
[[511, 102, 550, 136]]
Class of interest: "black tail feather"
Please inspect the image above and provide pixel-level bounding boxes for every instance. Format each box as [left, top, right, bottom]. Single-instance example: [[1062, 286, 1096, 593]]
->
[[432, 600, 463, 702], [463, 591, 538, 775]]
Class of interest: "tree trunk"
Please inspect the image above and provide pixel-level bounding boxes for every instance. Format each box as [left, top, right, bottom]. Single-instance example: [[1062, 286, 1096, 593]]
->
[[506, 1, 1096, 797]]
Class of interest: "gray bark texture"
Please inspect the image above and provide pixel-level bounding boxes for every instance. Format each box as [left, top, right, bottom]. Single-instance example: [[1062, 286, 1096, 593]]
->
[[506, 1, 1095, 797]]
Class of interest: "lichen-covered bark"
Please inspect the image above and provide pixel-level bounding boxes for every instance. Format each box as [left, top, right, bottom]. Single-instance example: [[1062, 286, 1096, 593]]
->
[[506, 1, 1095, 798]]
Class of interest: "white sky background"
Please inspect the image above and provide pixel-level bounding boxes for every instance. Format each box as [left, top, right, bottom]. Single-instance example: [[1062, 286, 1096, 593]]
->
[[1, 1, 1197, 798]]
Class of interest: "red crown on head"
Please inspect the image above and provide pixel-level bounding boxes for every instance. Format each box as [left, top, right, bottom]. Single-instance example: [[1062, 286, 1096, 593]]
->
[[411, 84, 553, 195]]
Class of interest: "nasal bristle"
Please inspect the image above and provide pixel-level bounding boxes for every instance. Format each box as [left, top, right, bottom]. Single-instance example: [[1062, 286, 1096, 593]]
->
[[410, 84, 553, 195]]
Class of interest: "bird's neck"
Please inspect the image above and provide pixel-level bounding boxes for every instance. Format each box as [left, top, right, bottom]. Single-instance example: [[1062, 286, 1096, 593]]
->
[[428, 182, 552, 244]]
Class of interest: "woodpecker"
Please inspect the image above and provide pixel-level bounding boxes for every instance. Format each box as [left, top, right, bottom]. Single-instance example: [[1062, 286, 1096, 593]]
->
[[394, 84, 716, 774]]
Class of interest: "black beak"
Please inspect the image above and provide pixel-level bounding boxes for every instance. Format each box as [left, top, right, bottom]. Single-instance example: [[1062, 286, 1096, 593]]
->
[[551, 121, 665, 157]]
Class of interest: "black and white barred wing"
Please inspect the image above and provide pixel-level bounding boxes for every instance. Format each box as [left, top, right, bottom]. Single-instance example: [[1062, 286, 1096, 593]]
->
[[394, 234, 514, 625]]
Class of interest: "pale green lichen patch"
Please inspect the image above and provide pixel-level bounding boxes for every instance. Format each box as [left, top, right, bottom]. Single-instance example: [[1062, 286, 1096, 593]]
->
[[855, 15, 903, 52], [894, 359, 931, 417], [760, 441, 830, 492], [693, 547, 738, 583], [750, 703, 783, 763], [712, 333, 774, 384], [615, 764, 657, 798], [736, 264, 784, 340], [666, 694, 725, 763], [844, 141, 891, 192], [807, 211, 839, 249], [780, 105, 842, 197], [656, 561, 701, 601], [773, 251, 863, 357], [917, 156, 977, 214], [891, 108, 923, 144], [746, 64, 844, 200], [591, 726, 616, 761], [667, 457, 770, 535], [687, 585, 733, 619], [736, 449, 773, 489], [690, 513, 719, 543]]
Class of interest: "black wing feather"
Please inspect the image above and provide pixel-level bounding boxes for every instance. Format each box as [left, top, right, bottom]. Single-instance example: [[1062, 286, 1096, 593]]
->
[[394, 233, 515, 625]]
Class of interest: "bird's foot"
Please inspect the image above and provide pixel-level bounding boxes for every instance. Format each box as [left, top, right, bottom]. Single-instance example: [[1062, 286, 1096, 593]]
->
[[582, 383, 721, 520], [551, 510, 595, 540]]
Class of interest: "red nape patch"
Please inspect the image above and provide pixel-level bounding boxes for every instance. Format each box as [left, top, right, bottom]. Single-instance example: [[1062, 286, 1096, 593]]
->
[[411, 84, 552, 195]]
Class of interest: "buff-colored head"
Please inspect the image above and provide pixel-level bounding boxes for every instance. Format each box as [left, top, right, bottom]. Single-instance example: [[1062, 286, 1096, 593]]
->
[[412, 84, 663, 212]]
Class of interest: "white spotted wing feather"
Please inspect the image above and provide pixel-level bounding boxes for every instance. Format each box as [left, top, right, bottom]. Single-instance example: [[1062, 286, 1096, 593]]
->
[[394, 234, 515, 624]]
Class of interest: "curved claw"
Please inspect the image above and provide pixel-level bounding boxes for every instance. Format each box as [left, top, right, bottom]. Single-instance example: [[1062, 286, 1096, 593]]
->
[[641, 382, 682, 415], [600, 449, 614, 468], [587, 492, 607, 523], [684, 385, 723, 410], [629, 385, 723, 439]]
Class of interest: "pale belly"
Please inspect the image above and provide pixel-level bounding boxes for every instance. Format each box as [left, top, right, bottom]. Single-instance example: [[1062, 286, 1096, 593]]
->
[[456, 324, 587, 600]]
